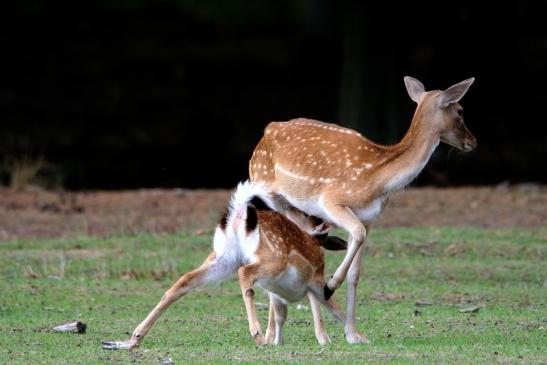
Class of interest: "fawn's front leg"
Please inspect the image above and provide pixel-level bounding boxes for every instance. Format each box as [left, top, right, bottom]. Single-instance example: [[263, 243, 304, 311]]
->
[[309, 280, 346, 324], [307, 292, 331, 345], [264, 294, 276, 344], [270, 295, 288, 345]]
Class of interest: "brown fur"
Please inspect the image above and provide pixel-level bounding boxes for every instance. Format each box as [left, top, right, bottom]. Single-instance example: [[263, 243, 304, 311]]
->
[[102, 197, 345, 350], [248, 78, 477, 344]]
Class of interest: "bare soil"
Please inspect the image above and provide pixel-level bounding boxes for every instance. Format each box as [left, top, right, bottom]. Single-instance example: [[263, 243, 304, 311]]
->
[[0, 184, 545, 241]]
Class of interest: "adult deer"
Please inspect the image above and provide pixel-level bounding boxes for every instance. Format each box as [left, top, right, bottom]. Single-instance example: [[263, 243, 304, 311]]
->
[[102, 181, 346, 349], [249, 76, 477, 343]]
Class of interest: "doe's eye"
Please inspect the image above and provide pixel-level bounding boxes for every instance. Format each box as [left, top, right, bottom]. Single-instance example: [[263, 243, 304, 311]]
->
[[457, 109, 464, 116]]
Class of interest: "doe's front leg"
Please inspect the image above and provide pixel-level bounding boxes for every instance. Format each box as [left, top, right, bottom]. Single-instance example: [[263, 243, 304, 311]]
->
[[322, 203, 367, 299], [344, 242, 370, 344]]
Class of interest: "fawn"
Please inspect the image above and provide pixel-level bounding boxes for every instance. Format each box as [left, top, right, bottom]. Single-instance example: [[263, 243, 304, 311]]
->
[[102, 181, 346, 349], [249, 76, 477, 343]]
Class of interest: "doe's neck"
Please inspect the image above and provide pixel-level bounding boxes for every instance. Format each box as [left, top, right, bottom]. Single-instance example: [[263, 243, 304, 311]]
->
[[379, 107, 441, 194]]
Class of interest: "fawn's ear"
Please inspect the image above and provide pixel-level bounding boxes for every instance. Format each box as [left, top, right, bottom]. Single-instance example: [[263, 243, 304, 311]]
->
[[404, 76, 426, 103], [318, 236, 348, 251], [439, 78, 475, 108]]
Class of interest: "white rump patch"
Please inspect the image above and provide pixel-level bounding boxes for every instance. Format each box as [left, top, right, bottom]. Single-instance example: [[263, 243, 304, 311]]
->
[[210, 227, 240, 281], [239, 225, 260, 264], [229, 180, 275, 215], [222, 180, 276, 264]]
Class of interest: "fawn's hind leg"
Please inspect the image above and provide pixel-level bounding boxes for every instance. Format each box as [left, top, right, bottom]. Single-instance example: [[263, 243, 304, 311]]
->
[[238, 262, 284, 345], [102, 252, 233, 350]]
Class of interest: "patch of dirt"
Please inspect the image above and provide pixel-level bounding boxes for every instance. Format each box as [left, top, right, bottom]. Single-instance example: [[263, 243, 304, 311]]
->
[[370, 291, 406, 302], [0, 184, 545, 241]]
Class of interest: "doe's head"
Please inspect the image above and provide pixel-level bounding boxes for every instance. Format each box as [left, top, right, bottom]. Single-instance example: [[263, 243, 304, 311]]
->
[[404, 76, 477, 152]]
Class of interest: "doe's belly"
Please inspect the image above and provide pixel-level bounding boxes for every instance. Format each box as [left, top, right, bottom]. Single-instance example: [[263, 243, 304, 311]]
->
[[353, 197, 385, 223]]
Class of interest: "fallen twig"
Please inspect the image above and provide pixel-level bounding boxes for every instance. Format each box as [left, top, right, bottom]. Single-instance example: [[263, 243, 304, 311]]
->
[[52, 321, 87, 334], [460, 306, 481, 313]]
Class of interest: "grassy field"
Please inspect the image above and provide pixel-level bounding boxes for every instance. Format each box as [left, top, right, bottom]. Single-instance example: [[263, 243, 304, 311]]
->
[[0, 227, 545, 364]]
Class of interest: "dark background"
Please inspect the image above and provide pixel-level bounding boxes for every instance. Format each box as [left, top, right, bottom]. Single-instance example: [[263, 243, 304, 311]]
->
[[1, 0, 546, 190]]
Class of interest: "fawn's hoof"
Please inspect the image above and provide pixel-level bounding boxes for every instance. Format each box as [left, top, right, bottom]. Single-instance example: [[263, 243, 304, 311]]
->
[[345, 331, 370, 344], [102, 339, 138, 350], [252, 331, 267, 346], [264, 331, 276, 345], [317, 333, 332, 346]]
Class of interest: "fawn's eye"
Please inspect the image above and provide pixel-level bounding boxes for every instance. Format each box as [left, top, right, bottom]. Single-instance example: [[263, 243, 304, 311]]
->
[[457, 109, 464, 116]]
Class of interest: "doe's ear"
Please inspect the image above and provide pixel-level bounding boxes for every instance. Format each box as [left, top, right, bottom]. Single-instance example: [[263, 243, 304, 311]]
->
[[404, 76, 425, 103], [439, 77, 475, 108]]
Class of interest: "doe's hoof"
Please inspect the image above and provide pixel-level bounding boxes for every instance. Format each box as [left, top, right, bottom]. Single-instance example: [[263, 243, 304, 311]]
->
[[324, 284, 335, 300]]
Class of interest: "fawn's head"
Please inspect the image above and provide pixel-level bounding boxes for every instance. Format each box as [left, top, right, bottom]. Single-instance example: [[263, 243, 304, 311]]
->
[[404, 76, 477, 152]]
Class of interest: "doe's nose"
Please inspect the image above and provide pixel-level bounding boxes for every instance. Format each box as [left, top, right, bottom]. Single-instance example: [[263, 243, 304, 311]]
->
[[464, 137, 477, 151]]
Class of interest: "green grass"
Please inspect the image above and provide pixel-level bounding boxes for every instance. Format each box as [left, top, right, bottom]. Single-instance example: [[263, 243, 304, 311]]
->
[[1, 227, 545, 364]]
